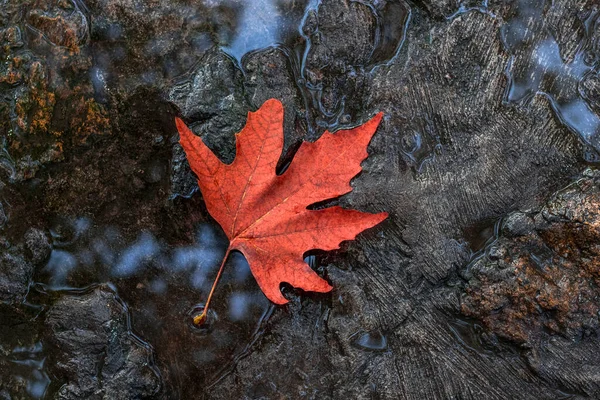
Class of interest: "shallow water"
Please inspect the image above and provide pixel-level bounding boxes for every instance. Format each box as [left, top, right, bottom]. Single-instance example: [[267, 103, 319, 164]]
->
[[6, 342, 50, 399], [31, 218, 272, 397], [501, 0, 600, 153]]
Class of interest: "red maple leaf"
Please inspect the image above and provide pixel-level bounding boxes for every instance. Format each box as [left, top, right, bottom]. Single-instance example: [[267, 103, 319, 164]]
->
[[176, 99, 387, 324]]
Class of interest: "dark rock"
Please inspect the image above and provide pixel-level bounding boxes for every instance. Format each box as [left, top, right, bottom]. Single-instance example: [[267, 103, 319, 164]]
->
[[24, 228, 51, 265], [502, 212, 535, 237], [243, 48, 308, 158], [413, 0, 460, 18], [581, 72, 600, 109], [0, 252, 33, 304], [462, 171, 600, 345], [197, 2, 592, 399], [209, 297, 335, 400], [169, 48, 249, 164], [0, 203, 6, 229], [308, 0, 376, 68], [85, 0, 224, 86], [301, 0, 386, 130], [460, 173, 600, 399], [26, 0, 89, 51], [0, 0, 109, 183], [169, 142, 198, 199], [44, 287, 161, 399]]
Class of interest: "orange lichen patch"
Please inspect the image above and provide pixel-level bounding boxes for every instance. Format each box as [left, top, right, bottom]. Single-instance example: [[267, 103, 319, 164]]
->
[[26, 7, 87, 54], [13, 61, 56, 137], [0, 25, 24, 50], [68, 97, 111, 143], [462, 175, 600, 344], [0, 58, 24, 85], [541, 192, 600, 258], [5, 49, 108, 164], [0, 52, 35, 86], [28, 92, 56, 133]]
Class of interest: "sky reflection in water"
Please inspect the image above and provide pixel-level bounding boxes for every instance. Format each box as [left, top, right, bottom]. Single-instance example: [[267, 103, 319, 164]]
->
[[219, 0, 316, 63], [501, 0, 600, 148], [40, 218, 267, 325], [3, 342, 50, 399]]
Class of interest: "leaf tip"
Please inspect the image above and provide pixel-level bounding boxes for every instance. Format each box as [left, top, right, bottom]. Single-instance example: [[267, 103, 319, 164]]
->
[[262, 98, 284, 110], [372, 211, 389, 227], [368, 111, 384, 133], [247, 98, 284, 120], [174, 115, 185, 129], [175, 116, 192, 142]]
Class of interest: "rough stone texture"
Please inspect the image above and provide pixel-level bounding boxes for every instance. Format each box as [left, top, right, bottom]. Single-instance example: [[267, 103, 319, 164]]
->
[[169, 48, 249, 165], [0, 250, 33, 304], [0, 0, 113, 182], [207, 1, 597, 399], [461, 170, 600, 398], [44, 287, 161, 399], [0, 203, 5, 229], [0, 0, 599, 399], [24, 228, 51, 265], [0, 229, 51, 304], [462, 178, 600, 344]]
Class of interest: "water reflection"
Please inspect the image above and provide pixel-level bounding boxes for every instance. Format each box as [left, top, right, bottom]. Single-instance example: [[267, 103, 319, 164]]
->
[[113, 232, 160, 277], [43, 249, 77, 286], [40, 218, 267, 322], [199, 0, 313, 64], [223, 0, 285, 62], [352, 330, 388, 352], [172, 224, 224, 289], [34, 217, 272, 397], [501, 1, 600, 150], [2, 342, 50, 399], [171, 0, 411, 137]]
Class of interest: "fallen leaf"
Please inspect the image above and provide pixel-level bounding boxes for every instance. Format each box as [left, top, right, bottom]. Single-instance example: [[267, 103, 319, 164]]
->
[[176, 99, 387, 311]]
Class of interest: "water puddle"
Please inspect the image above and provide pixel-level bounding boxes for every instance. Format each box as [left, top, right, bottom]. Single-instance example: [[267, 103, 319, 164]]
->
[[27, 217, 272, 398], [296, 0, 411, 132], [462, 218, 501, 254], [0, 304, 48, 399], [351, 329, 388, 352], [399, 120, 442, 174], [445, 0, 600, 158], [447, 317, 495, 355], [220, 0, 314, 64], [4, 342, 51, 399], [446, 0, 493, 20], [501, 1, 600, 154], [171, 0, 411, 138]]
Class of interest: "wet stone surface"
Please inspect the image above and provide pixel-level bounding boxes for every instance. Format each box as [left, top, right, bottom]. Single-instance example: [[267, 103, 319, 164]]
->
[[1, 0, 600, 399], [460, 170, 600, 397], [462, 170, 600, 345], [43, 287, 161, 398]]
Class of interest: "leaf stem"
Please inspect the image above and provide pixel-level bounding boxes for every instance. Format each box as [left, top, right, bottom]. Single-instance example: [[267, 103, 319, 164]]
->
[[193, 246, 232, 326]]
